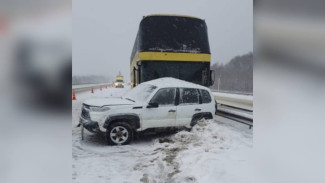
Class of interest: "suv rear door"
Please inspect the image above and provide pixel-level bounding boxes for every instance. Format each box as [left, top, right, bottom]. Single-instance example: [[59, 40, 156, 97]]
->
[[176, 88, 200, 126], [198, 89, 214, 114]]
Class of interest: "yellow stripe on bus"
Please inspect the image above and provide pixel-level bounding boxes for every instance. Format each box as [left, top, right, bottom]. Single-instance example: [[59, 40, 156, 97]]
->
[[131, 52, 211, 70]]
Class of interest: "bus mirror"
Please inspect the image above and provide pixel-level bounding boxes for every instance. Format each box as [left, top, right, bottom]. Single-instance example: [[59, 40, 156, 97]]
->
[[210, 70, 215, 86]]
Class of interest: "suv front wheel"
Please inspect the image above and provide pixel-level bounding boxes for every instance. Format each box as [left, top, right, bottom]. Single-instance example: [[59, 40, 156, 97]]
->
[[106, 122, 133, 145]]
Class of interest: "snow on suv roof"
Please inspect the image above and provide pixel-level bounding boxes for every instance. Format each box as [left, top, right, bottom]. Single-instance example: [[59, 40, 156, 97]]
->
[[142, 77, 208, 90]]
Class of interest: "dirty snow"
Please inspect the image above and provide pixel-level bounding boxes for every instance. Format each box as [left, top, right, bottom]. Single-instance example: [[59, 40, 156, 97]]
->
[[72, 87, 253, 183]]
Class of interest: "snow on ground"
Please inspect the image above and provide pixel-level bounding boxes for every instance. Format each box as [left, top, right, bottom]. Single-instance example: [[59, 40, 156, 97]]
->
[[212, 92, 253, 100], [72, 87, 253, 183]]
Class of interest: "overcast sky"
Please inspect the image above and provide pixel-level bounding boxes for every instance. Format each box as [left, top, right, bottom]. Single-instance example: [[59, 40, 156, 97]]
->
[[73, 0, 252, 82]]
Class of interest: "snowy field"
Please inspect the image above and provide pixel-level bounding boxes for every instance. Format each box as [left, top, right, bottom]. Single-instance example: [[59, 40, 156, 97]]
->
[[72, 83, 111, 89], [72, 87, 253, 183]]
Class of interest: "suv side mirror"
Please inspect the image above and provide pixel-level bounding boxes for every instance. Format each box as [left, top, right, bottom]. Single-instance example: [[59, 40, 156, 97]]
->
[[147, 102, 159, 108]]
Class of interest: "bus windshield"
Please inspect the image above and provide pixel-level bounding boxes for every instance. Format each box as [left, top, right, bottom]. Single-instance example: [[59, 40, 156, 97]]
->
[[139, 16, 210, 53]]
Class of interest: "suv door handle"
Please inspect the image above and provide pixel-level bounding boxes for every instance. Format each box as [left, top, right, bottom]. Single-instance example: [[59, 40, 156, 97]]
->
[[195, 108, 201, 111], [168, 109, 176, 112]]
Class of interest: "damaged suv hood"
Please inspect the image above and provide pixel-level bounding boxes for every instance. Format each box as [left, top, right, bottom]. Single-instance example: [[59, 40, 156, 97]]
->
[[83, 97, 136, 107]]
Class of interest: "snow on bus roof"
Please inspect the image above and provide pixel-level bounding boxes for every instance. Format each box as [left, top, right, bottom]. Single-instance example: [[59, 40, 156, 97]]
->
[[144, 14, 203, 20], [142, 77, 208, 90]]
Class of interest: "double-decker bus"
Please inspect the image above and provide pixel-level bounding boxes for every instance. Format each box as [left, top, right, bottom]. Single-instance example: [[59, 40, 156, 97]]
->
[[130, 14, 214, 88]]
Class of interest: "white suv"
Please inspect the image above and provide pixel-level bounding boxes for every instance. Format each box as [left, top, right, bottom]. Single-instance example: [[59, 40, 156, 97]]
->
[[79, 77, 216, 145]]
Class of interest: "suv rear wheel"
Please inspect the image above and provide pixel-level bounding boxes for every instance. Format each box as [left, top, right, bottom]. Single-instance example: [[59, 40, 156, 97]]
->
[[106, 122, 133, 145]]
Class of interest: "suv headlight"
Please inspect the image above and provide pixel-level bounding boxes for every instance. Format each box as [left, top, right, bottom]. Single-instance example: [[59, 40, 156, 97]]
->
[[89, 106, 111, 112]]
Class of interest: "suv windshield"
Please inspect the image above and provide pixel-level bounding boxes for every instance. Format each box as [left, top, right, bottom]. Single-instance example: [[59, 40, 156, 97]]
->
[[124, 84, 157, 102]]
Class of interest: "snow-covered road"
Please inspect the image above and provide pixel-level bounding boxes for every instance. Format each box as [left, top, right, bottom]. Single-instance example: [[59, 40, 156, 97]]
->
[[72, 87, 253, 183]]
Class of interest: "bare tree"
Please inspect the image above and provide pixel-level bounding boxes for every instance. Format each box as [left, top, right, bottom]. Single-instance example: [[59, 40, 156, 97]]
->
[[210, 52, 252, 94]]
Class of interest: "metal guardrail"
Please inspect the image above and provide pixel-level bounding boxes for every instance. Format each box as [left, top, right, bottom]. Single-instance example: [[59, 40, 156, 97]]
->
[[212, 91, 253, 128], [210, 89, 253, 96], [72, 83, 112, 93], [212, 91, 253, 111], [216, 104, 253, 129]]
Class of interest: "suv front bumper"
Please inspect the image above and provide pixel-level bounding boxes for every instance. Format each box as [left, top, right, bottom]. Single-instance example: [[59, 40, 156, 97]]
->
[[79, 116, 101, 133]]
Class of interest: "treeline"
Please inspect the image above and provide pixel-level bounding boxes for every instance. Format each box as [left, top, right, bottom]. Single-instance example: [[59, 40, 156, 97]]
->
[[72, 75, 112, 85], [210, 52, 253, 94]]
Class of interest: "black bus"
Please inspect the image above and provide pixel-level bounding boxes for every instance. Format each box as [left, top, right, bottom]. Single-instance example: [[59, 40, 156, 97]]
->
[[130, 14, 214, 87]]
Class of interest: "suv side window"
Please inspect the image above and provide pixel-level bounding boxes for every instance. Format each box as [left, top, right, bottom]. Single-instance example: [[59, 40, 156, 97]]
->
[[200, 89, 212, 103], [149, 88, 176, 106], [179, 88, 199, 105]]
